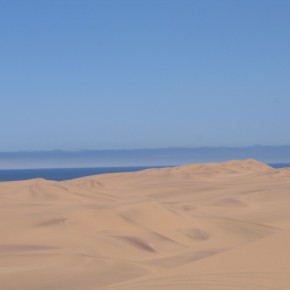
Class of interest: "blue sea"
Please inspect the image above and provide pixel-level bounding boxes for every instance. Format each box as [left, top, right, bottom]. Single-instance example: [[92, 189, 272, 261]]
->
[[0, 164, 289, 182], [0, 166, 166, 182]]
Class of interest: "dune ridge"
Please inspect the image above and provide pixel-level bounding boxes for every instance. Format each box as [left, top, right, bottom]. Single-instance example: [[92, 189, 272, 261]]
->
[[0, 159, 290, 290]]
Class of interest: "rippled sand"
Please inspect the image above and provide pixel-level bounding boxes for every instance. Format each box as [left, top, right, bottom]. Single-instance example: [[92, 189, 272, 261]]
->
[[1, 159, 290, 290]]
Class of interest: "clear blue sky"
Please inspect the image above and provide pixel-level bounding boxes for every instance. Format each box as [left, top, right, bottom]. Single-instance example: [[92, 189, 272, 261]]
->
[[1, 0, 289, 151]]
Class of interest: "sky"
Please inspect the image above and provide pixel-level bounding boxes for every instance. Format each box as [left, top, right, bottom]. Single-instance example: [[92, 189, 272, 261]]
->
[[1, 0, 290, 151]]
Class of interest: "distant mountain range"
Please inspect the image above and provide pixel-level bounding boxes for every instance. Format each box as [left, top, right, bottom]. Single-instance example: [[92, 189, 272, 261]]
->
[[0, 145, 290, 169]]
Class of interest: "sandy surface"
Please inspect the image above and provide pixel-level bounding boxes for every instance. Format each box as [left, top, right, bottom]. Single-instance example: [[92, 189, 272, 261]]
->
[[1, 159, 290, 290]]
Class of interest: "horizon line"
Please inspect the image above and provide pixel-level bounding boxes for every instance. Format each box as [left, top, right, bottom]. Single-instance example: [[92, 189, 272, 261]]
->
[[1, 144, 290, 153]]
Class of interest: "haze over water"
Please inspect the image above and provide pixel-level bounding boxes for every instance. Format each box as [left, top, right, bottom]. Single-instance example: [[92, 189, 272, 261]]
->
[[1, 1, 290, 289]]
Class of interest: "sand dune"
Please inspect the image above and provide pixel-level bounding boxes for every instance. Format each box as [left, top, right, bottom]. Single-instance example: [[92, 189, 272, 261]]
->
[[0, 159, 290, 289]]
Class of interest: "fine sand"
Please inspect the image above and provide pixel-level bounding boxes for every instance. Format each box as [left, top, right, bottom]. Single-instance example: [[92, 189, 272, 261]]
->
[[1, 159, 290, 290]]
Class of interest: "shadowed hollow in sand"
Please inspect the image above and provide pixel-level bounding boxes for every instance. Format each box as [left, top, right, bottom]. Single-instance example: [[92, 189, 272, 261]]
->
[[1, 159, 290, 289]]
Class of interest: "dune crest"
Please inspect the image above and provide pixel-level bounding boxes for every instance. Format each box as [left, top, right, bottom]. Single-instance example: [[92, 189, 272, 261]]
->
[[0, 159, 290, 290], [175, 159, 273, 174]]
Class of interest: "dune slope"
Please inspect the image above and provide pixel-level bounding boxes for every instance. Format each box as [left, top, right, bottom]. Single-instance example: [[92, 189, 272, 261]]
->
[[0, 159, 290, 290]]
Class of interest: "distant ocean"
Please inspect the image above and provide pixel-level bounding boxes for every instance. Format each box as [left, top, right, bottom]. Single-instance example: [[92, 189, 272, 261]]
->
[[0, 164, 289, 182], [0, 166, 166, 182]]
